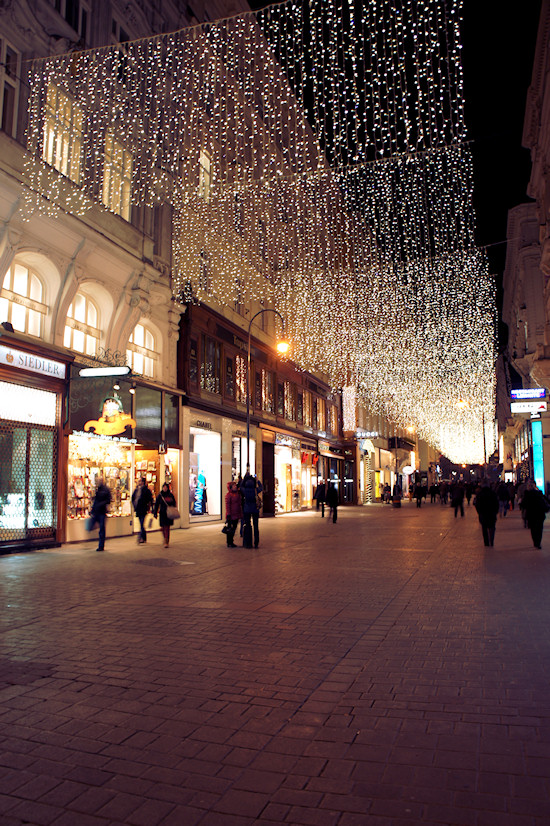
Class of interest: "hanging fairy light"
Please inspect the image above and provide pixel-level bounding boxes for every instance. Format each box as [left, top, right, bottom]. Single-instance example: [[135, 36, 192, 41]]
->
[[22, 0, 495, 464]]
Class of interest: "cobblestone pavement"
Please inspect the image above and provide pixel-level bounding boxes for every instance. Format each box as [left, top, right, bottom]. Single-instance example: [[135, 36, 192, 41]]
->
[[1, 501, 550, 825]]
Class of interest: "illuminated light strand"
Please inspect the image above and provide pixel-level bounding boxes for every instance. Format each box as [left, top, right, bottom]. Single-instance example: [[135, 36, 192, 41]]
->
[[22, 0, 493, 464]]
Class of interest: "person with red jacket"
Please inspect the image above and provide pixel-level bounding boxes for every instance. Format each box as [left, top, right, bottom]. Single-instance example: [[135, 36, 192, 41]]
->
[[224, 480, 243, 548]]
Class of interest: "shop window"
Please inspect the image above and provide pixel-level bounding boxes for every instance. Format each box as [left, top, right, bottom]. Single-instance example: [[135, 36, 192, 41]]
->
[[189, 338, 199, 387], [284, 381, 296, 420], [127, 322, 158, 378], [201, 334, 220, 394], [189, 426, 221, 517], [303, 391, 312, 427], [0, 263, 46, 338], [0, 38, 19, 137], [0, 382, 58, 543], [63, 291, 100, 356], [235, 353, 246, 403], [198, 149, 212, 200], [43, 84, 83, 183], [277, 381, 284, 417], [330, 405, 338, 436], [225, 356, 234, 399], [103, 131, 132, 220], [312, 397, 318, 430], [261, 368, 274, 413]]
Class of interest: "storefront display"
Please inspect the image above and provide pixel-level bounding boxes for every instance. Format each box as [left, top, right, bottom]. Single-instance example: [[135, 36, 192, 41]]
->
[[189, 425, 221, 519], [67, 432, 133, 522], [274, 434, 301, 512], [232, 434, 255, 479]]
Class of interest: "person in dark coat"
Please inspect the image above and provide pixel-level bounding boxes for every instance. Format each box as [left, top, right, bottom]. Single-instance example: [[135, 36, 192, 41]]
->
[[474, 481, 499, 547], [241, 472, 263, 548], [224, 481, 243, 548], [521, 481, 549, 549], [414, 483, 423, 508], [451, 483, 465, 518], [326, 482, 339, 523], [497, 482, 511, 517], [90, 474, 112, 552], [313, 481, 326, 517], [132, 477, 154, 543], [153, 482, 178, 548]]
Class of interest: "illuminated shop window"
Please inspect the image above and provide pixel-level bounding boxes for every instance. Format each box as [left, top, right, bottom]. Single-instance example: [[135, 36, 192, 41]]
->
[[284, 381, 295, 420], [43, 84, 83, 183], [262, 368, 274, 413], [235, 354, 246, 403], [0, 263, 46, 338], [303, 391, 312, 427], [63, 291, 100, 356], [127, 322, 158, 378]]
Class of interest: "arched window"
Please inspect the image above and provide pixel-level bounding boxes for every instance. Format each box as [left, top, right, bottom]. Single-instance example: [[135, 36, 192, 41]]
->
[[63, 291, 100, 356], [127, 322, 158, 378], [0, 263, 46, 337]]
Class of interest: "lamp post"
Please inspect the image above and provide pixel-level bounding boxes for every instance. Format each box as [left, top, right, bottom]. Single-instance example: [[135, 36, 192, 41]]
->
[[246, 308, 289, 475]]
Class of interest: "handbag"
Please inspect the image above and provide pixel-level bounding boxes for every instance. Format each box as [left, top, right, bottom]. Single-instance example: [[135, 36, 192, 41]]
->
[[166, 505, 180, 520], [85, 515, 96, 532], [221, 523, 229, 534]]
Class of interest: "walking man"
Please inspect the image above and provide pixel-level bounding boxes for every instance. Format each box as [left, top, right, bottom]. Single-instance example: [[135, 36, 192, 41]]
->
[[90, 475, 111, 552]]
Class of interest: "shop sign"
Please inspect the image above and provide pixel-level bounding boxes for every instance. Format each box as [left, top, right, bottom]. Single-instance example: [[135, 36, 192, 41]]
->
[[72, 429, 137, 444], [159, 442, 167, 454], [84, 394, 137, 436], [0, 343, 66, 379], [318, 440, 330, 453], [356, 429, 379, 439], [276, 432, 300, 449], [234, 429, 246, 437], [195, 420, 212, 430], [510, 401, 547, 414], [261, 429, 275, 443], [511, 388, 546, 400]]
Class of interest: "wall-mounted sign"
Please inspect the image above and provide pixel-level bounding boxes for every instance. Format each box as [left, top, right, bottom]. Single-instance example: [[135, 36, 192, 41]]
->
[[84, 394, 136, 436], [356, 429, 379, 439], [402, 465, 414, 476], [0, 343, 66, 379], [195, 420, 212, 430], [510, 401, 548, 414], [511, 388, 546, 400], [276, 432, 301, 449]]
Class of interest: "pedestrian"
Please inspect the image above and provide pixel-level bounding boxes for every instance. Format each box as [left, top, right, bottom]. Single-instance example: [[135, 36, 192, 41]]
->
[[89, 474, 111, 552], [241, 472, 263, 548], [451, 482, 465, 517], [313, 480, 326, 517], [326, 482, 339, 523], [224, 480, 242, 548], [153, 482, 178, 548], [497, 481, 510, 517], [132, 476, 153, 543], [429, 483, 437, 503], [521, 480, 549, 549], [474, 480, 499, 546], [465, 482, 473, 506], [414, 483, 423, 508]]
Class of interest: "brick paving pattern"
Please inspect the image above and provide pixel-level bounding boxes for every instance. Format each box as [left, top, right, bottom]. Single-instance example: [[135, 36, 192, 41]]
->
[[1, 502, 550, 825]]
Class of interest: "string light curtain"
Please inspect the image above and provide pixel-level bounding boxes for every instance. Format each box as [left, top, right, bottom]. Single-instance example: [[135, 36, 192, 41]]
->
[[23, 0, 495, 464]]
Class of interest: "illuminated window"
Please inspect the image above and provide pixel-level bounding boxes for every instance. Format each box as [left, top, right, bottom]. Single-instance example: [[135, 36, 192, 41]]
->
[[42, 84, 83, 183], [235, 354, 246, 403], [303, 391, 312, 427], [200, 334, 220, 394], [127, 322, 157, 378], [198, 149, 212, 200], [103, 132, 132, 220], [262, 369, 274, 413], [63, 291, 100, 356], [0, 263, 46, 337], [0, 38, 19, 137], [284, 381, 295, 420]]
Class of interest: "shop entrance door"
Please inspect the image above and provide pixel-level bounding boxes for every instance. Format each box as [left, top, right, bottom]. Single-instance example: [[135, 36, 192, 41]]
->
[[0, 423, 57, 544]]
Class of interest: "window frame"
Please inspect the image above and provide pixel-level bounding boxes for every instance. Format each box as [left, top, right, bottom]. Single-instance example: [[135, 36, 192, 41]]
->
[[0, 37, 20, 138], [63, 290, 100, 356], [0, 263, 46, 338], [127, 322, 158, 379]]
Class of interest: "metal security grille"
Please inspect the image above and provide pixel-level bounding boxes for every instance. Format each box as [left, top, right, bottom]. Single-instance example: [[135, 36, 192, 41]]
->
[[0, 384, 58, 545]]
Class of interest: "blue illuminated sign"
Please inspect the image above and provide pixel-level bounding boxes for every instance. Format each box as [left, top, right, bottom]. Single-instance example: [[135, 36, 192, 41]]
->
[[532, 419, 545, 492], [511, 388, 546, 400]]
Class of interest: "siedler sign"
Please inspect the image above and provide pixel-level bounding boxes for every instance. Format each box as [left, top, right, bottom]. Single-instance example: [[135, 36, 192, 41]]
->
[[0, 344, 66, 380]]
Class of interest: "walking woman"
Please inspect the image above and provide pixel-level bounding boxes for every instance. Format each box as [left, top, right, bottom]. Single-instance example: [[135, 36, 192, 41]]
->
[[153, 482, 178, 548], [522, 480, 549, 549]]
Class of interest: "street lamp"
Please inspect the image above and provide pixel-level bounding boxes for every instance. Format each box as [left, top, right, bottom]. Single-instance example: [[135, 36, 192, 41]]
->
[[246, 308, 289, 474]]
